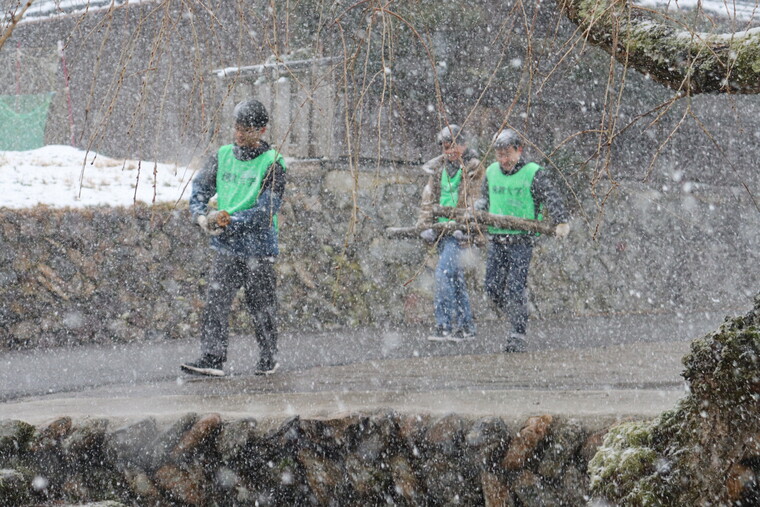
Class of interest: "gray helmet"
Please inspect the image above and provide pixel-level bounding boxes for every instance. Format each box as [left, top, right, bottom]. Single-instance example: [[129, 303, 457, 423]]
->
[[233, 99, 269, 128], [436, 124, 463, 145], [492, 129, 522, 149]]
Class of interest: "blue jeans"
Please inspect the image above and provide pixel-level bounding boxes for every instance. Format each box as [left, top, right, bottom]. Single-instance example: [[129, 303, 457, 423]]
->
[[434, 236, 474, 331], [485, 239, 534, 335]]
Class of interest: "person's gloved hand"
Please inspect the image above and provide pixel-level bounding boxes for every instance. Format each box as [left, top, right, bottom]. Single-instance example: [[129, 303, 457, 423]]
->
[[195, 213, 225, 236], [555, 223, 570, 239], [206, 210, 229, 236], [420, 228, 436, 243], [195, 214, 210, 233], [452, 229, 465, 241]]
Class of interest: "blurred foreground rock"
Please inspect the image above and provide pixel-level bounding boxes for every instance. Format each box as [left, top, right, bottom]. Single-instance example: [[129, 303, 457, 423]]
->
[[589, 293, 760, 505]]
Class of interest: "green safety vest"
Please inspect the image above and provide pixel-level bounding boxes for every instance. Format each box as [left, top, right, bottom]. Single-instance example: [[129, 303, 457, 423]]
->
[[216, 145, 286, 228], [486, 161, 543, 235], [438, 168, 463, 223]]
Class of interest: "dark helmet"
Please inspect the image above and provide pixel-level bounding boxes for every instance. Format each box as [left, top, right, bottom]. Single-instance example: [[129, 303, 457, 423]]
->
[[233, 99, 269, 128], [436, 124, 463, 145], [492, 128, 522, 149]]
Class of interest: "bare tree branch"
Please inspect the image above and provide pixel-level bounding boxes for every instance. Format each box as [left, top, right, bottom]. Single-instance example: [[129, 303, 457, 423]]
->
[[0, 0, 34, 51]]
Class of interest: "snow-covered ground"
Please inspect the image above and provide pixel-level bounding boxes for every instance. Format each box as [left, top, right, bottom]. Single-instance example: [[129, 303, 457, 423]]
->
[[0, 145, 191, 208], [637, 0, 760, 21], [12, 0, 157, 23], [10, 0, 759, 23]]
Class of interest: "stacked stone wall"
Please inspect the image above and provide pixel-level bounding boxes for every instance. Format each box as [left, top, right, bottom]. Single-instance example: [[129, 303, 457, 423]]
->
[[0, 412, 601, 506], [0, 159, 757, 351]]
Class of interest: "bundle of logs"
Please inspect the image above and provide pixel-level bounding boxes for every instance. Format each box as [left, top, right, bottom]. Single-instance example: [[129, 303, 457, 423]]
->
[[385, 205, 556, 238]]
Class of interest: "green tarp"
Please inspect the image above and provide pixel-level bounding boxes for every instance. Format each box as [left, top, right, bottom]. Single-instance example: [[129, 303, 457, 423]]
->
[[0, 92, 54, 151]]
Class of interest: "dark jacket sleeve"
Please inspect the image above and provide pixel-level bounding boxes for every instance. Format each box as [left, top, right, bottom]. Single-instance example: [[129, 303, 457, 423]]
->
[[532, 169, 570, 223], [189, 154, 218, 218]]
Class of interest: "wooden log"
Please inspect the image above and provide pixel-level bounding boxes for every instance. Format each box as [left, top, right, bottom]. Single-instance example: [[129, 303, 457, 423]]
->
[[385, 218, 554, 239], [432, 205, 556, 236], [385, 205, 556, 239], [384, 222, 479, 239]]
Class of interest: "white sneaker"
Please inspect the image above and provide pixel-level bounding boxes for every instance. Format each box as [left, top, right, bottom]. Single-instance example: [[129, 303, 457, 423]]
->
[[180, 355, 225, 377], [427, 327, 451, 342], [254, 357, 280, 375], [448, 327, 476, 342]]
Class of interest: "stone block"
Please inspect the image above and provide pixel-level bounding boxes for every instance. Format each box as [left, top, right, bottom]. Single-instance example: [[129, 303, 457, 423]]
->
[[0, 419, 35, 461], [298, 415, 365, 456], [466, 417, 511, 472], [154, 463, 207, 506], [105, 417, 159, 470], [30, 416, 73, 453], [396, 413, 432, 458], [61, 419, 109, 461], [420, 455, 480, 505], [745, 433, 760, 459], [726, 463, 756, 502], [344, 453, 390, 498], [425, 414, 467, 457], [580, 428, 607, 465], [513, 470, 562, 505], [216, 418, 259, 465], [297, 448, 344, 504], [481, 470, 513, 507], [389, 454, 421, 502], [147, 413, 198, 470], [170, 413, 222, 460], [537, 419, 586, 480], [501, 415, 553, 471], [122, 468, 162, 504], [0, 468, 30, 505]]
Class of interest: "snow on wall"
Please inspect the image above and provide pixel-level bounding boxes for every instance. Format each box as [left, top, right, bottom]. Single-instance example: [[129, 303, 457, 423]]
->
[[10, 0, 157, 23]]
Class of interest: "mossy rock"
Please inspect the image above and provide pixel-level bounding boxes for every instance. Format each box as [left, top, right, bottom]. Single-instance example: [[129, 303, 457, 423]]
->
[[588, 421, 660, 502], [0, 420, 35, 461], [0, 469, 31, 505], [588, 293, 760, 505]]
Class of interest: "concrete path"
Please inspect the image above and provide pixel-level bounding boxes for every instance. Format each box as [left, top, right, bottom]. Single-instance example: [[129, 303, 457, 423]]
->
[[0, 309, 739, 427]]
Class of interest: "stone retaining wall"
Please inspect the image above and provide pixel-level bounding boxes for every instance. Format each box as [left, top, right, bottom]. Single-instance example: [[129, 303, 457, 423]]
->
[[0, 412, 602, 506], [1, 159, 757, 351]]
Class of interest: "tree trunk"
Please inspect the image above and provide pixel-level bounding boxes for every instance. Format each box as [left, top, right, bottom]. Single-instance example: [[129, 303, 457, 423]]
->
[[559, 0, 760, 94]]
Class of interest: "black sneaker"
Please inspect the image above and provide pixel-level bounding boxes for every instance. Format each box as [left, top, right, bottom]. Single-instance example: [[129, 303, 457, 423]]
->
[[503, 333, 527, 353], [427, 326, 451, 342], [449, 326, 476, 342], [254, 356, 279, 376], [181, 355, 225, 376]]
